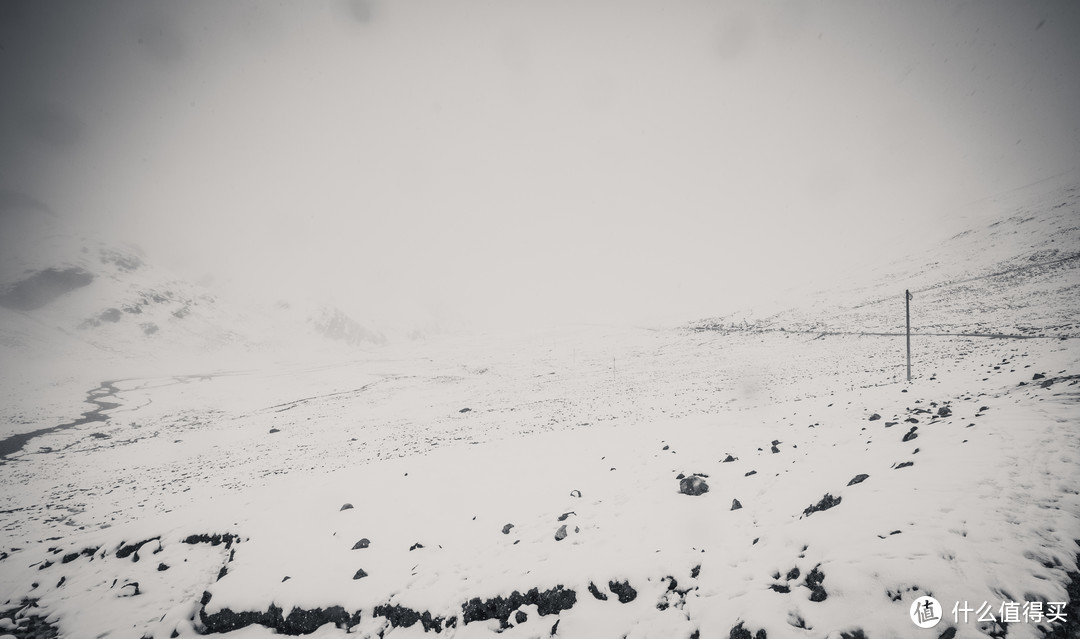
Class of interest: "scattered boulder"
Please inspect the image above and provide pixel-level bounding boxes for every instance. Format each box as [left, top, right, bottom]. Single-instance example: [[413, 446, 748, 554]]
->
[[731, 499, 742, 511], [502, 524, 514, 534], [352, 539, 370, 550], [902, 427, 918, 442], [679, 475, 709, 496], [555, 525, 568, 541], [846, 474, 869, 486], [352, 569, 368, 580], [515, 610, 527, 624], [588, 582, 608, 600], [608, 580, 637, 603], [937, 406, 952, 417], [409, 543, 424, 551], [340, 503, 354, 511], [895, 461, 914, 469], [268, 428, 280, 434], [868, 413, 881, 421], [803, 493, 841, 517], [1033, 373, 1046, 380], [722, 454, 737, 463], [729, 621, 768, 639], [459, 408, 471, 413], [805, 565, 827, 602], [569, 490, 582, 498]]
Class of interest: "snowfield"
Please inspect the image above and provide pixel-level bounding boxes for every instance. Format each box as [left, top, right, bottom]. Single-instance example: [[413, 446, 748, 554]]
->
[[1, 181, 1079, 639]]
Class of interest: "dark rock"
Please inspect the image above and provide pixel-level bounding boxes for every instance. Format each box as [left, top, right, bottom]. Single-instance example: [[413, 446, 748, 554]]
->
[[803, 493, 841, 517], [1033, 373, 1046, 380], [502, 524, 514, 534], [868, 413, 881, 421], [216, 565, 228, 581], [731, 499, 742, 510], [805, 566, 827, 601], [884, 421, 898, 427], [722, 454, 737, 462], [340, 503, 354, 511], [183, 533, 237, 548], [691, 564, 701, 578], [115, 537, 159, 560], [459, 408, 471, 413], [588, 582, 608, 600], [283, 605, 358, 633], [902, 427, 918, 442], [679, 475, 709, 496], [937, 628, 957, 639], [461, 585, 576, 625], [839, 630, 867, 639], [557, 512, 576, 521], [352, 538, 370, 550], [729, 621, 768, 639], [745, 470, 757, 477], [268, 428, 280, 434], [771, 445, 780, 454], [555, 525, 568, 541], [409, 542, 424, 551], [896, 461, 914, 469], [569, 490, 581, 498], [373, 604, 444, 632], [0, 267, 93, 311], [905, 417, 919, 423], [353, 569, 368, 579], [847, 474, 869, 486], [515, 610, 528, 624], [769, 583, 790, 593], [157, 563, 169, 572], [937, 406, 952, 417], [608, 580, 637, 603]]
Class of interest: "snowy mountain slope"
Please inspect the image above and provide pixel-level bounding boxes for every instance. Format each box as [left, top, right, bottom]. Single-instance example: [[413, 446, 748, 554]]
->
[[0, 200, 390, 441], [0, 180, 1078, 639], [693, 176, 1080, 340], [0, 197, 387, 364]]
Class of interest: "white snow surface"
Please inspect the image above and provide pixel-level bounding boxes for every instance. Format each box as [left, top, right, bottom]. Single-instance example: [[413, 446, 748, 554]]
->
[[1, 181, 1079, 639]]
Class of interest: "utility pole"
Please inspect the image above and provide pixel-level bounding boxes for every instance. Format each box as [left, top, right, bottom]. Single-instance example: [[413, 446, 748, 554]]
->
[[906, 290, 913, 382]]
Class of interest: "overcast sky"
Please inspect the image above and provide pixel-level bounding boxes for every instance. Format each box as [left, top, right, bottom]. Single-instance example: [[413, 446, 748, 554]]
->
[[1, 0, 1078, 330]]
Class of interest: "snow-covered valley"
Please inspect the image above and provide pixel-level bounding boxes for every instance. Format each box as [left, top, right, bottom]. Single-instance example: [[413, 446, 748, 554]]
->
[[1, 181, 1079, 639]]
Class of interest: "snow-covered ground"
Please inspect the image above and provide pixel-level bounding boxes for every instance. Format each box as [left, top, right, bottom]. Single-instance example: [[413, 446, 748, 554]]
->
[[1, 180, 1078, 638]]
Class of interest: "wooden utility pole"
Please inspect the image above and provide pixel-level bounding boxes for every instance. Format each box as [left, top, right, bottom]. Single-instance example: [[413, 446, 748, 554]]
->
[[906, 290, 913, 382]]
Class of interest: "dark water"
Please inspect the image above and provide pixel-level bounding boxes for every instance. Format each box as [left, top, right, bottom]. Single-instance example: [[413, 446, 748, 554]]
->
[[0, 381, 119, 460]]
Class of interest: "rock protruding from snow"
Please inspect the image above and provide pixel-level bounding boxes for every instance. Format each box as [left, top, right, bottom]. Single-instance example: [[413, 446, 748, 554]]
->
[[803, 493, 841, 517], [679, 474, 709, 496]]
